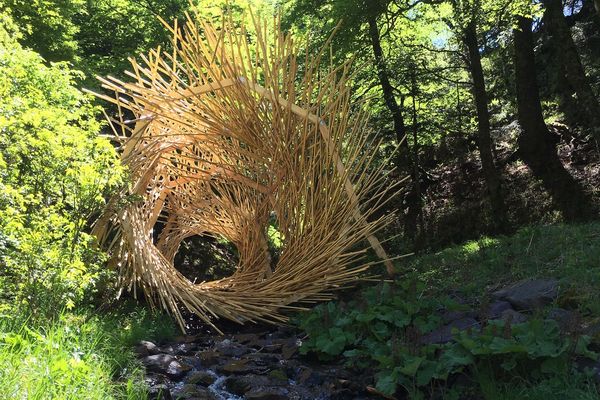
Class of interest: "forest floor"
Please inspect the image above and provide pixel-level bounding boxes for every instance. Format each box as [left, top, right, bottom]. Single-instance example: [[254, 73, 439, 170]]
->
[[411, 122, 600, 249]]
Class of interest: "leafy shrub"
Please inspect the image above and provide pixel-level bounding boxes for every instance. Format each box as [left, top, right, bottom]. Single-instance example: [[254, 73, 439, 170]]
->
[[297, 281, 596, 398], [0, 17, 123, 317]]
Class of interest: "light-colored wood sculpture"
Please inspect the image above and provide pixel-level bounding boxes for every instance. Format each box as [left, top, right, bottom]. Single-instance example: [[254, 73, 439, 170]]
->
[[89, 12, 402, 331]]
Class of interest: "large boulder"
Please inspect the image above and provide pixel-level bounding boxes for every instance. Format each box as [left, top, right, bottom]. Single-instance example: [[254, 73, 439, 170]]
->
[[492, 278, 558, 311], [185, 370, 217, 386], [488, 300, 513, 319], [500, 309, 528, 324], [422, 317, 479, 344], [224, 375, 282, 396]]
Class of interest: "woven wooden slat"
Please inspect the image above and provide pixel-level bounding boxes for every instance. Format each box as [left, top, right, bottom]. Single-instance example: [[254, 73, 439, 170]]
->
[[89, 12, 403, 332]]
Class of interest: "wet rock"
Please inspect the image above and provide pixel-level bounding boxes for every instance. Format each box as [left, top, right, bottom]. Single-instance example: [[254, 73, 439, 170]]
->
[[171, 384, 216, 400], [145, 372, 170, 386], [422, 317, 479, 344], [245, 387, 289, 400], [148, 383, 172, 400], [281, 340, 298, 359], [224, 375, 276, 395], [159, 345, 175, 355], [196, 350, 219, 365], [185, 371, 216, 386], [136, 340, 160, 356], [245, 352, 282, 365], [173, 343, 198, 355], [294, 366, 323, 385], [233, 333, 263, 346], [186, 396, 218, 400], [500, 309, 528, 324], [547, 308, 577, 330], [492, 278, 558, 310], [141, 354, 192, 379], [441, 309, 477, 324], [488, 300, 513, 319], [218, 359, 257, 374], [267, 369, 288, 381], [215, 338, 249, 357], [179, 356, 203, 370], [224, 375, 253, 395]]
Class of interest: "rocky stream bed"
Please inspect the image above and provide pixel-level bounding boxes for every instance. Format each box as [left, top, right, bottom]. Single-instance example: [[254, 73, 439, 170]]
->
[[136, 323, 383, 400], [135, 278, 600, 400]]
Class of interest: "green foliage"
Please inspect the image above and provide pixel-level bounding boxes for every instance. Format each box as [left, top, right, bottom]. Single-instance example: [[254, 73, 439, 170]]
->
[[73, 0, 191, 84], [0, 18, 123, 316], [0, 0, 187, 66], [297, 280, 596, 397], [0, 305, 176, 399], [0, 0, 84, 61], [283, 0, 476, 161], [1, 0, 273, 87]]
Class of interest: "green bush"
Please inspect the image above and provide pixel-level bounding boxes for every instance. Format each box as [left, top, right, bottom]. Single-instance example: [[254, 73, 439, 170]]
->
[[0, 15, 123, 317]]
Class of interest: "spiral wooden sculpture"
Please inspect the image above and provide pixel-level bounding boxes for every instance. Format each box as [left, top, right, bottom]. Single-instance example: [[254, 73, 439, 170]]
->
[[90, 12, 400, 331]]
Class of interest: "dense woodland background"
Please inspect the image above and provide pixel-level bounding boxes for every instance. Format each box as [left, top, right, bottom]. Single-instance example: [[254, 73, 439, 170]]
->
[[2, 0, 600, 399], [4, 0, 600, 251]]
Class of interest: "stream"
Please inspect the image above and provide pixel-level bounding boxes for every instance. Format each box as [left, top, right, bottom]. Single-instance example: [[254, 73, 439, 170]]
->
[[137, 321, 382, 400]]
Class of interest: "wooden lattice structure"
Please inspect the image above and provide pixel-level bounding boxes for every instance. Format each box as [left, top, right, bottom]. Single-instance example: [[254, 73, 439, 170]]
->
[[90, 12, 401, 331]]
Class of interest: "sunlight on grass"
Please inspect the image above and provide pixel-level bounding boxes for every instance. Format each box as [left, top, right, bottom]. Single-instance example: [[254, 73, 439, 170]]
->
[[410, 222, 600, 313], [0, 306, 176, 400]]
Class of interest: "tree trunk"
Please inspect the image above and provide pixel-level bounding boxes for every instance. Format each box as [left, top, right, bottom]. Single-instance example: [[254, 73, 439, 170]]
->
[[513, 16, 594, 221], [405, 70, 425, 248], [463, 21, 509, 231], [367, 15, 407, 154], [367, 15, 423, 244], [544, 0, 600, 141]]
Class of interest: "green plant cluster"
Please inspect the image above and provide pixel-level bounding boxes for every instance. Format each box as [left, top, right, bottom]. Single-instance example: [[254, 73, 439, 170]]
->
[[0, 14, 123, 317], [298, 281, 597, 398], [0, 14, 181, 399]]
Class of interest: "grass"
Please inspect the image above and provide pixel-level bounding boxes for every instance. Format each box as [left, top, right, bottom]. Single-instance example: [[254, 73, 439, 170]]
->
[[404, 222, 600, 314], [401, 221, 600, 398], [475, 374, 600, 400], [0, 302, 177, 400]]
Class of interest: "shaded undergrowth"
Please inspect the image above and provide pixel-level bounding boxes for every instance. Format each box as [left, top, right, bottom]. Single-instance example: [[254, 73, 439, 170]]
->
[[296, 222, 600, 399]]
